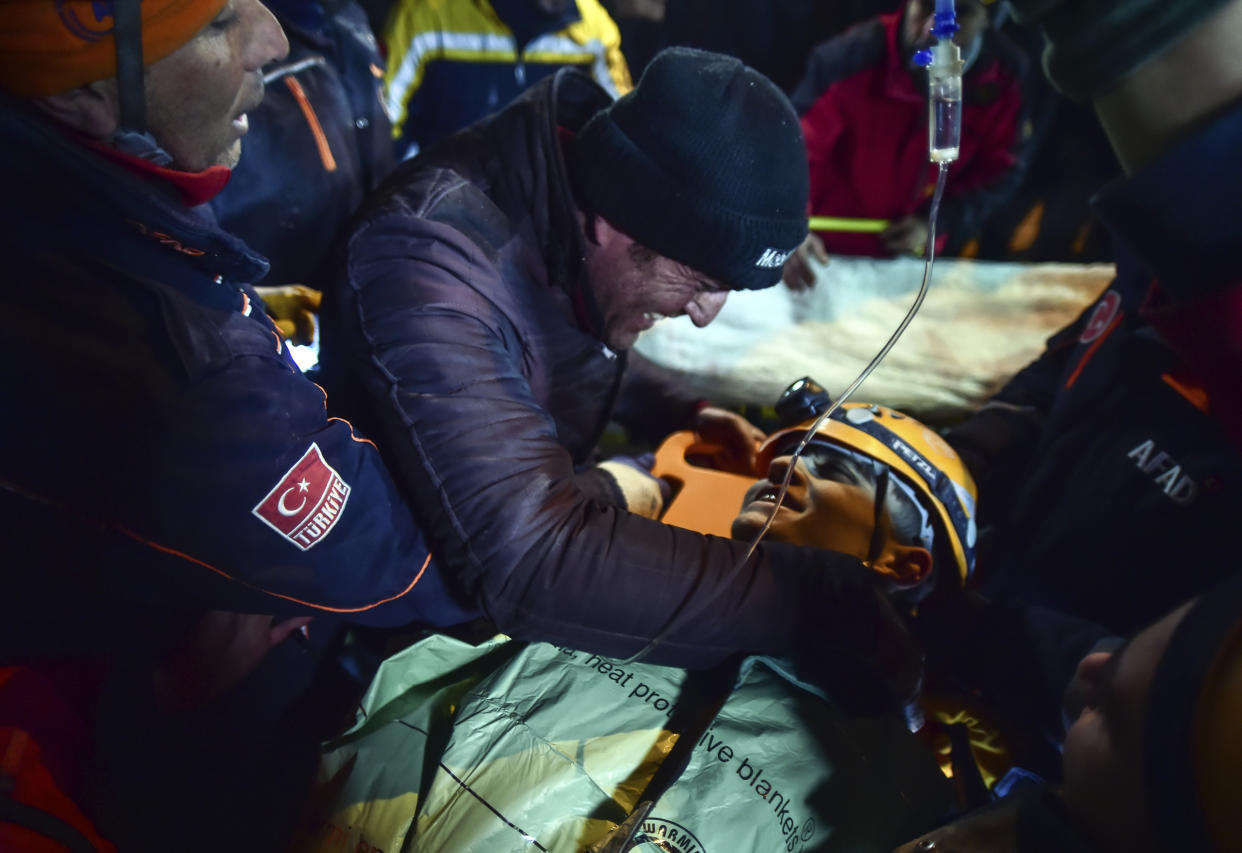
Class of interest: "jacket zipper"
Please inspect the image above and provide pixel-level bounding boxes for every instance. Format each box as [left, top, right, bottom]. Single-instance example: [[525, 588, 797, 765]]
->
[[285, 76, 337, 172]]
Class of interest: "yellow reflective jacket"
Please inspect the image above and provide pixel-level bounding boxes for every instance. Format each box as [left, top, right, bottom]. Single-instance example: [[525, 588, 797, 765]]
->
[[382, 0, 631, 155]]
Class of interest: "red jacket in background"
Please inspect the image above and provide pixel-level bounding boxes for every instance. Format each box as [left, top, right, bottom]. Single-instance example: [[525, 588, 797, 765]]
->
[[0, 664, 115, 853], [791, 12, 1031, 256]]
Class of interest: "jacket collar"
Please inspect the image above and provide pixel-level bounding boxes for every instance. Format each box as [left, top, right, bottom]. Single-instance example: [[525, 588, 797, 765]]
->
[[1093, 99, 1242, 304], [488, 0, 582, 52], [0, 98, 269, 297], [880, 12, 924, 104]]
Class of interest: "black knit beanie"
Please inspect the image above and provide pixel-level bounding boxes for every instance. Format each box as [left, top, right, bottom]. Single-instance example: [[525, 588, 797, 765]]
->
[[565, 47, 808, 291], [1007, 0, 1234, 100]]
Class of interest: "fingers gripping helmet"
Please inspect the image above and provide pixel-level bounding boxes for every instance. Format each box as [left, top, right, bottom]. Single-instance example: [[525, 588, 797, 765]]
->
[[757, 398, 978, 584]]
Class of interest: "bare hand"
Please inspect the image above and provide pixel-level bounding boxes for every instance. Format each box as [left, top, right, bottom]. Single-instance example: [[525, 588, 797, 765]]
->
[[692, 406, 765, 475], [254, 284, 322, 346], [781, 233, 829, 291], [879, 216, 930, 257]]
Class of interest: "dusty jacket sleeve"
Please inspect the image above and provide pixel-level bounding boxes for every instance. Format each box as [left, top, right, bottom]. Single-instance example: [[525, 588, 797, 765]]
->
[[328, 213, 894, 672], [133, 348, 473, 626], [0, 286, 470, 630]]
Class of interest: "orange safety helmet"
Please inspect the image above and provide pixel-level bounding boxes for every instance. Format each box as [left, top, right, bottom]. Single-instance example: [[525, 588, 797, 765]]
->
[[756, 400, 978, 584]]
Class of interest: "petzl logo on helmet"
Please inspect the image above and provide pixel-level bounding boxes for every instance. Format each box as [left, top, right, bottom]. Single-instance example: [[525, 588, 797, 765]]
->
[[252, 443, 351, 551], [755, 247, 795, 268], [57, 1, 122, 42]]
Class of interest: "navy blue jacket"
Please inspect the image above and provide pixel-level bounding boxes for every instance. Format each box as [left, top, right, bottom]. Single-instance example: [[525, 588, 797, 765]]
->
[[0, 101, 473, 661], [941, 101, 1242, 748]]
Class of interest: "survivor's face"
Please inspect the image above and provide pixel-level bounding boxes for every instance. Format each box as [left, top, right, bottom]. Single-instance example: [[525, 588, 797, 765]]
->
[[732, 441, 886, 557], [902, 0, 989, 57], [586, 224, 728, 351], [1060, 602, 1193, 853], [143, 0, 288, 171]]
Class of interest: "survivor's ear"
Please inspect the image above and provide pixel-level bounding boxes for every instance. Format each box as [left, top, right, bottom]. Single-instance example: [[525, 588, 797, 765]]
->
[[872, 543, 934, 589], [33, 79, 119, 140]]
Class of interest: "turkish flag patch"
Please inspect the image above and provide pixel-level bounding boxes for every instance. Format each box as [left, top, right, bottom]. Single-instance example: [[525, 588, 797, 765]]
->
[[1079, 290, 1122, 343], [252, 443, 351, 551]]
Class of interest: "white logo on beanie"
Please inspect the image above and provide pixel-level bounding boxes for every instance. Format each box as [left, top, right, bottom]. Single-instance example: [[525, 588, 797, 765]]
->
[[755, 247, 795, 268]]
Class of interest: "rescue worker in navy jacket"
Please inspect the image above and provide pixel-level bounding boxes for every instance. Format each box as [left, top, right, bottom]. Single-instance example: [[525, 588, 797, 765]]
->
[[0, 0, 475, 654], [923, 0, 1242, 770], [322, 48, 922, 704], [0, 0, 477, 846]]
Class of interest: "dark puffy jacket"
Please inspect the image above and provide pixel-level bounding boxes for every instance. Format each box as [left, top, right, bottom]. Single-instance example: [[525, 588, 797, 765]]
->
[[0, 100, 472, 664], [212, 0, 394, 286], [321, 70, 895, 675]]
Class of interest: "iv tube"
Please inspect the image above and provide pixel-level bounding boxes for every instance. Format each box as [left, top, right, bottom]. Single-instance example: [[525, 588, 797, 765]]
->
[[731, 164, 951, 570], [623, 162, 954, 665]]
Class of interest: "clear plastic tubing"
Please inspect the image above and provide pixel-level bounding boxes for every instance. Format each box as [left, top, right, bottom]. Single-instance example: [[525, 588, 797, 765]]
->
[[624, 163, 954, 664]]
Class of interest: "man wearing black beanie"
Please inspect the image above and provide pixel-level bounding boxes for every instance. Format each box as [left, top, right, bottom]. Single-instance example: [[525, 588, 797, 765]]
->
[[319, 50, 921, 709]]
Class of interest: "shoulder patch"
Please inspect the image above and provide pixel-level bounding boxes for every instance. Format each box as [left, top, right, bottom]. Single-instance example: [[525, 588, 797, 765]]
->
[[1080, 290, 1122, 343], [253, 443, 351, 550]]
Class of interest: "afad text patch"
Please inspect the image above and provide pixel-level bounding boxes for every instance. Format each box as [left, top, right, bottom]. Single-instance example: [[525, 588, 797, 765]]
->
[[253, 443, 351, 551]]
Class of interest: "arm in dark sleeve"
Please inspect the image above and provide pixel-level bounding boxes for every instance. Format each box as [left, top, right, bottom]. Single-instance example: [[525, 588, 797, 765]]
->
[[330, 215, 902, 675], [944, 291, 1106, 487], [0, 353, 473, 631], [127, 352, 475, 627]]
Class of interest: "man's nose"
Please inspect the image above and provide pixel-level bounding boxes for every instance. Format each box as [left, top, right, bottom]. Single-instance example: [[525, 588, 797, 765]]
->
[[766, 454, 807, 485], [686, 290, 728, 327], [247, 0, 291, 70]]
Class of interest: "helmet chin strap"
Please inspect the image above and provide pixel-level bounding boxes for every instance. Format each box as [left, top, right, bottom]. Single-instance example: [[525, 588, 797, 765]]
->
[[114, 0, 144, 131], [111, 0, 173, 165]]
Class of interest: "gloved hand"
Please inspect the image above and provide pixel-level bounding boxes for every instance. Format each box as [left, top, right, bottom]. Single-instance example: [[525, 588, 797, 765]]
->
[[597, 452, 672, 519], [691, 406, 766, 475], [880, 215, 930, 257], [254, 284, 322, 346]]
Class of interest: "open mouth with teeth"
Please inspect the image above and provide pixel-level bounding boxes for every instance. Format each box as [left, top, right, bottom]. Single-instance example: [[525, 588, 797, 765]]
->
[[745, 484, 803, 513]]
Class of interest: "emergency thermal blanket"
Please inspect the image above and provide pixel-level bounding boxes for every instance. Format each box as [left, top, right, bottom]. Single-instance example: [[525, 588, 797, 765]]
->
[[302, 636, 954, 853], [635, 256, 1113, 421]]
